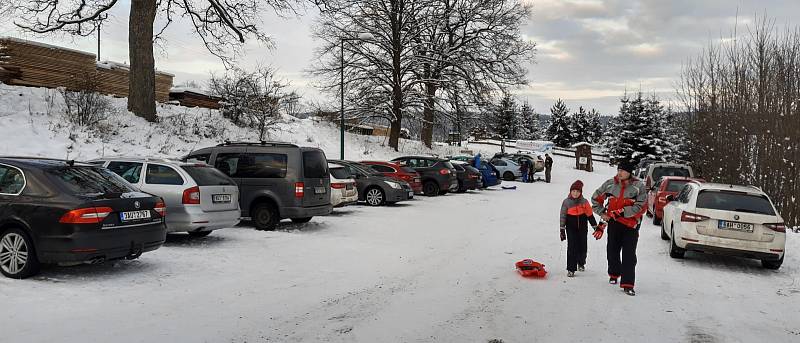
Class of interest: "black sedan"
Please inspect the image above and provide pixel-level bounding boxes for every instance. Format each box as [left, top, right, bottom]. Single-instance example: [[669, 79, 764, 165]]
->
[[0, 157, 167, 279], [329, 160, 413, 206]]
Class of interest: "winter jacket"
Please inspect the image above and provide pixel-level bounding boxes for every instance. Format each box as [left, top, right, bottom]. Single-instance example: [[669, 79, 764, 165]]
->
[[520, 161, 529, 172], [560, 196, 598, 231], [545, 156, 553, 169], [591, 176, 648, 229]]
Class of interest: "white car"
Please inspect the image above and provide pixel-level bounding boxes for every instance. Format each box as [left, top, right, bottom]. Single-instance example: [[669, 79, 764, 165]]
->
[[490, 158, 522, 181], [661, 182, 786, 269], [328, 162, 358, 207], [92, 157, 241, 237]]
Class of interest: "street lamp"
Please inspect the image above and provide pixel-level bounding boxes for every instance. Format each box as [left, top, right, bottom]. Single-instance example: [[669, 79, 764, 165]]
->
[[340, 32, 375, 160]]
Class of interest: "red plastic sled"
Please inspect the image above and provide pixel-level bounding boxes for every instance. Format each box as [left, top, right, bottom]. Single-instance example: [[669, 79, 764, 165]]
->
[[515, 259, 547, 278]]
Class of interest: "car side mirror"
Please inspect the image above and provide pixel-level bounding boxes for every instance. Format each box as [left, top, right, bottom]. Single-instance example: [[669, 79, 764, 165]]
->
[[666, 195, 675, 202]]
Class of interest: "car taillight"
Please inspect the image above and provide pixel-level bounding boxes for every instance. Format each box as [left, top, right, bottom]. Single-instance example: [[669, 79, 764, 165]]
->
[[400, 174, 412, 181], [154, 200, 167, 217], [182, 186, 201, 204], [59, 207, 113, 224], [295, 182, 304, 198], [764, 223, 786, 233], [331, 183, 346, 189], [439, 169, 450, 175], [680, 211, 710, 222]]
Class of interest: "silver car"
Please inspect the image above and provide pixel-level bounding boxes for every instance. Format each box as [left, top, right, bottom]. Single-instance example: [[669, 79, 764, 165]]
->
[[91, 157, 241, 237]]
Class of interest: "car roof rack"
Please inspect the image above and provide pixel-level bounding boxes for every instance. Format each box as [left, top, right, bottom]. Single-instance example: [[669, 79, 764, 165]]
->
[[217, 140, 299, 148]]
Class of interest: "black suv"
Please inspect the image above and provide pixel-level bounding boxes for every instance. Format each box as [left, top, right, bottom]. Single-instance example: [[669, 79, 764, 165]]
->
[[329, 160, 413, 206], [0, 157, 167, 279], [185, 141, 332, 230], [390, 156, 457, 196]]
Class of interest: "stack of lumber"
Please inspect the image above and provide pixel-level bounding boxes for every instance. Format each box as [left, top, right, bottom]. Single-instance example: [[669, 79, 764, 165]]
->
[[169, 88, 222, 109], [96, 61, 173, 102]]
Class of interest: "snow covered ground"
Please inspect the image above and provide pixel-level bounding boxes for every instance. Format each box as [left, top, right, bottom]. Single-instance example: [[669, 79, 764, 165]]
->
[[1, 156, 797, 343]]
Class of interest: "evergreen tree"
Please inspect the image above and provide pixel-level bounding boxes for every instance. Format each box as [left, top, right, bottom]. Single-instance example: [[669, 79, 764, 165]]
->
[[546, 99, 572, 147], [493, 94, 519, 139], [587, 109, 602, 143], [570, 106, 591, 144], [608, 92, 669, 164], [518, 102, 539, 140]]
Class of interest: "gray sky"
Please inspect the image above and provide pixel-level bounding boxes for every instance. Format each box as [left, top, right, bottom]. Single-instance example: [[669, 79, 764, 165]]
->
[[2, 0, 799, 115]]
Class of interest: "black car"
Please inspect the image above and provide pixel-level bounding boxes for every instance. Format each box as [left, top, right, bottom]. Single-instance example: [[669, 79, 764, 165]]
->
[[0, 157, 167, 279], [390, 156, 458, 196], [452, 163, 480, 193], [329, 160, 413, 206]]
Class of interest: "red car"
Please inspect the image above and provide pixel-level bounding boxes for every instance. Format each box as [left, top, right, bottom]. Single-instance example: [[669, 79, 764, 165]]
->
[[647, 176, 705, 225], [360, 161, 423, 194]]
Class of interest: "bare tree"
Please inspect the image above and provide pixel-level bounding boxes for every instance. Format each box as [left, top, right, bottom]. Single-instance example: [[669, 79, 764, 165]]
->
[[8, 0, 305, 122], [60, 72, 113, 127]]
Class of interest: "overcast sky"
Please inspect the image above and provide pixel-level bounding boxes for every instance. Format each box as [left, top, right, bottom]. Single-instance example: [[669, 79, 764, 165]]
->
[[2, 0, 800, 115]]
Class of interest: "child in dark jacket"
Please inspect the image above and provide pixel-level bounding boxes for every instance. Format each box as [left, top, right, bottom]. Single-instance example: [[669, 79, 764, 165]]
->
[[560, 180, 606, 277]]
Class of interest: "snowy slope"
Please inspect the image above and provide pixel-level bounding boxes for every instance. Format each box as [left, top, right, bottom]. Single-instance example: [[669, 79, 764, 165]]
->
[[0, 156, 797, 342]]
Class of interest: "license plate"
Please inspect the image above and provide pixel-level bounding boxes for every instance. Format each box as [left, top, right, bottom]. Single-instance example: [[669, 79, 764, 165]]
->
[[408, 191, 414, 197], [314, 187, 326, 194], [718, 220, 754, 233], [212, 194, 232, 203], [120, 210, 151, 222]]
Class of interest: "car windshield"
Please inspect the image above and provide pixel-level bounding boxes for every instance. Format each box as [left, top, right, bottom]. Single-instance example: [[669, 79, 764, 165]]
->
[[330, 167, 352, 179], [352, 163, 383, 176], [181, 165, 236, 186], [47, 166, 134, 195], [696, 190, 776, 215], [666, 180, 691, 192]]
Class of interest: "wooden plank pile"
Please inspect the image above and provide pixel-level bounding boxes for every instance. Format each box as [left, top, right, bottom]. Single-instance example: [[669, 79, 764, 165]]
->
[[0, 38, 173, 102], [168, 89, 222, 109]]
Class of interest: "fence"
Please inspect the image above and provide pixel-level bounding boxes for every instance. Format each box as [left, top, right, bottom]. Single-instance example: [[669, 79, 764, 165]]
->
[[469, 139, 611, 163]]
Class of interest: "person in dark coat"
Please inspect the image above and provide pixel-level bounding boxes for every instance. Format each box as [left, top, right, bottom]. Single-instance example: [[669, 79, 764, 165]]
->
[[590, 160, 648, 296], [544, 154, 554, 183], [520, 159, 530, 183], [560, 180, 606, 277]]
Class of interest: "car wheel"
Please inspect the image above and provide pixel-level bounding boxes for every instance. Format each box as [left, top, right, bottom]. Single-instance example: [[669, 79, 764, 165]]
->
[[660, 220, 669, 240], [669, 225, 685, 259], [187, 230, 212, 238], [0, 228, 40, 279], [423, 181, 440, 196], [503, 172, 515, 181], [365, 187, 385, 206], [252, 202, 279, 231], [653, 215, 662, 226], [762, 256, 784, 270], [291, 217, 313, 224]]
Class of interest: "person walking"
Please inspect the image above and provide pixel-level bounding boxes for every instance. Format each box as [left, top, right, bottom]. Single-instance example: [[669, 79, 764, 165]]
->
[[544, 154, 553, 183], [559, 180, 606, 277], [520, 159, 530, 183], [590, 160, 647, 296]]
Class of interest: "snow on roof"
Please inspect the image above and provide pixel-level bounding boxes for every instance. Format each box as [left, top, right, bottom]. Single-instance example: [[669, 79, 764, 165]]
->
[[170, 86, 213, 97], [0, 36, 96, 57], [571, 142, 593, 148], [96, 60, 175, 76]]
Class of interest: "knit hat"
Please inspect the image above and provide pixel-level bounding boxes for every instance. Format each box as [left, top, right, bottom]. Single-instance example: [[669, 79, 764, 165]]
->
[[618, 160, 636, 174], [570, 180, 584, 192]]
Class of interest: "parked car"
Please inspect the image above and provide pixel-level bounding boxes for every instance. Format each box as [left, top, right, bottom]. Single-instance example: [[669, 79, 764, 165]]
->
[[475, 160, 501, 188], [184, 141, 332, 231], [328, 162, 358, 207], [451, 161, 481, 192], [647, 176, 705, 225], [636, 158, 665, 179], [0, 157, 167, 279], [508, 152, 545, 172], [390, 156, 458, 196], [329, 160, 413, 206], [360, 160, 423, 194], [490, 157, 522, 181], [644, 162, 695, 190], [92, 157, 241, 237], [661, 182, 786, 269]]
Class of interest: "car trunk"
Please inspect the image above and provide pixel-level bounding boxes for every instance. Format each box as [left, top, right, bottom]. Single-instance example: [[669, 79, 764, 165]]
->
[[692, 190, 780, 243], [181, 165, 239, 212], [79, 195, 162, 228], [301, 150, 330, 207]]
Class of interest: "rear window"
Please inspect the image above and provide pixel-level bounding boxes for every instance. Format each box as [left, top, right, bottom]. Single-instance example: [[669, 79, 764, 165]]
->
[[370, 164, 396, 173], [696, 190, 776, 215], [329, 167, 351, 179], [47, 167, 134, 195], [452, 164, 464, 171], [401, 167, 417, 174], [666, 180, 691, 192], [442, 161, 455, 169], [303, 151, 328, 178], [181, 166, 236, 186], [653, 167, 691, 181]]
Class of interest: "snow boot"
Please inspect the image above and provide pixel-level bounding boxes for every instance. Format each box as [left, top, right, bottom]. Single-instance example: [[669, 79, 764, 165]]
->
[[567, 271, 575, 277], [609, 277, 618, 285], [623, 288, 636, 296], [578, 265, 585, 272]]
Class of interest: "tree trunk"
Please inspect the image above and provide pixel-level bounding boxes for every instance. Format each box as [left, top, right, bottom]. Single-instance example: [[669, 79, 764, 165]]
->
[[127, 0, 158, 122], [387, 0, 402, 151], [421, 81, 436, 148]]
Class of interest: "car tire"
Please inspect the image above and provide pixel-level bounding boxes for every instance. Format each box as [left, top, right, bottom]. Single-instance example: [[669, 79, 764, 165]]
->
[[762, 256, 784, 270], [291, 217, 313, 224], [187, 230, 212, 238], [669, 225, 686, 259], [653, 215, 662, 226], [0, 228, 40, 279], [365, 187, 385, 206], [503, 172, 515, 181], [660, 221, 669, 241], [423, 181, 440, 196], [252, 202, 279, 231]]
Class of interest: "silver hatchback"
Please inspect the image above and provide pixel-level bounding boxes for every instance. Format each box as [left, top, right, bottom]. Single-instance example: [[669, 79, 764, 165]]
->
[[91, 157, 241, 237]]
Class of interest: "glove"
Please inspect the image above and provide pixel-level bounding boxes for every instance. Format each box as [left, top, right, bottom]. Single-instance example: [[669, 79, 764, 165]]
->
[[560, 228, 566, 241], [609, 208, 624, 219], [592, 223, 606, 240]]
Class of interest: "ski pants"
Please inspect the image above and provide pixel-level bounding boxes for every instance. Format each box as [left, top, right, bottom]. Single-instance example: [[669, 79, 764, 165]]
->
[[566, 226, 588, 272], [606, 220, 639, 288]]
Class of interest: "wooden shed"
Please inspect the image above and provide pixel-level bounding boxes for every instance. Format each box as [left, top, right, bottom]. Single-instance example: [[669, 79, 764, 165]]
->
[[572, 142, 594, 172]]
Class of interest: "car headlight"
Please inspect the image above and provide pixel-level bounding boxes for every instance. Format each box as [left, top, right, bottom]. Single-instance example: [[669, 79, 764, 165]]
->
[[385, 181, 402, 189]]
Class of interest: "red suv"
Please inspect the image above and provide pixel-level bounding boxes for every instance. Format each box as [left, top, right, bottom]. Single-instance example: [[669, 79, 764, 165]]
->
[[647, 176, 705, 225], [361, 161, 423, 195]]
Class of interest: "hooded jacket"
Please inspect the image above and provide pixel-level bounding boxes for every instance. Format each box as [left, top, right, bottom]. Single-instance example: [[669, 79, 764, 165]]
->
[[560, 196, 598, 230], [590, 176, 648, 229]]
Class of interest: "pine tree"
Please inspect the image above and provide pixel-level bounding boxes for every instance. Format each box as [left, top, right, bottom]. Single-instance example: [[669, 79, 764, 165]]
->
[[546, 99, 572, 147], [518, 102, 539, 140], [587, 109, 602, 143], [493, 94, 519, 139], [571, 106, 591, 144], [608, 92, 669, 164]]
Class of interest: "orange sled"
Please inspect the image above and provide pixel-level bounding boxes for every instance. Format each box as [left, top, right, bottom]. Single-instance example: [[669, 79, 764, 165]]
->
[[515, 259, 547, 278]]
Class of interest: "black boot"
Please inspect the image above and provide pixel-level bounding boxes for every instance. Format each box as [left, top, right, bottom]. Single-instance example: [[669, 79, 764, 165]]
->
[[623, 288, 636, 296], [609, 277, 618, 285]]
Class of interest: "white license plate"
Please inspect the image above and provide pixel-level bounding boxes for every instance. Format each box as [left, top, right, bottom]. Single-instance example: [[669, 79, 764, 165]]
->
[[408, 191, 414, 197], [120, 210, 151, 222], [718, 220, 754, 233], [314, 187, 327, 194], [213, 194, 232, 203]]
